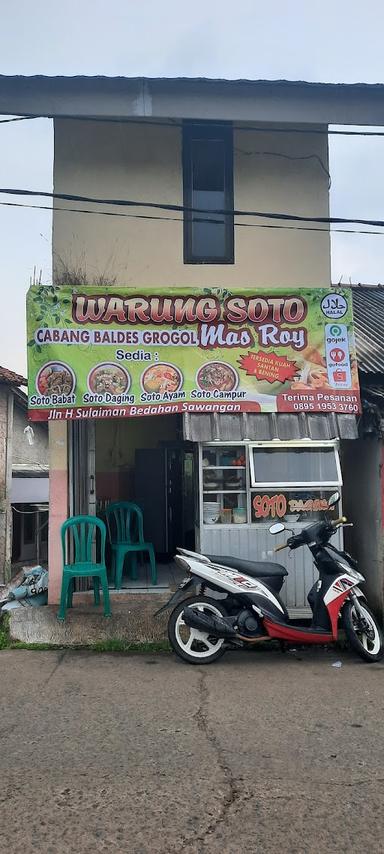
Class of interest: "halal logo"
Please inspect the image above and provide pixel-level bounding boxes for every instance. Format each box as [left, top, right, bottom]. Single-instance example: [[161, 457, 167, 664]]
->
[[321, 294, 348, 319]]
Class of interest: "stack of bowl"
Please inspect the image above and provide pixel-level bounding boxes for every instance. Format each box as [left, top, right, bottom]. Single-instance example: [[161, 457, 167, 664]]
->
[[203, 501, 221, 524]]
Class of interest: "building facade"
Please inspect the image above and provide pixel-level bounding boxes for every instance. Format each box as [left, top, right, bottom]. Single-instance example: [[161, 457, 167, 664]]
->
[[2, 75, 384, 615]]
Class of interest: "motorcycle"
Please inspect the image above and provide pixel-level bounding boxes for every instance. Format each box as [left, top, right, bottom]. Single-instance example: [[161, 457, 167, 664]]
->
[[156, 493, 384, 665]]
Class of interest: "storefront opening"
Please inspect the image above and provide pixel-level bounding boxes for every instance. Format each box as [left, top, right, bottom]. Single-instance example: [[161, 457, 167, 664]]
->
[[70, 415, 196, 590]]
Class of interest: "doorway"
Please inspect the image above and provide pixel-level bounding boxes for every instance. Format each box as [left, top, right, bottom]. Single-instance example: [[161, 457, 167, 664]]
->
[[90, 415, 196, 589]]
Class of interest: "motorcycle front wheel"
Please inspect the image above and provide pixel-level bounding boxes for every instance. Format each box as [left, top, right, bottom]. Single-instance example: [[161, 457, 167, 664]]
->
[[168, 596, 227, 665], [342, 599, 384, 662]]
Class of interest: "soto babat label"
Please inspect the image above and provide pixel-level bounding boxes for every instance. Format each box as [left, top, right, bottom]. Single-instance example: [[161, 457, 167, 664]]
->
[[26, 286, 361, 420]]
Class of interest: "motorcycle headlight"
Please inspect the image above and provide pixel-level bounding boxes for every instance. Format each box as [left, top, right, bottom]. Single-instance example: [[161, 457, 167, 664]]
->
[[335, 558, 364, 583]]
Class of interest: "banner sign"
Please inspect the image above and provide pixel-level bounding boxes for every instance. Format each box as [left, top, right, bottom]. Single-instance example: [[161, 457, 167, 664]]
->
[[26, 286, 361, 421]]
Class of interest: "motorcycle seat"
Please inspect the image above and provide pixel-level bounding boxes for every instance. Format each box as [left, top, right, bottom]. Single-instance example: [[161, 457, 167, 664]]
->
[[208, 555, 288, 578]]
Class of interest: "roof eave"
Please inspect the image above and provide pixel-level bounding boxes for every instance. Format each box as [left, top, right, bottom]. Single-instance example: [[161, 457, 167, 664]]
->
[[1, 76, 384, 125]]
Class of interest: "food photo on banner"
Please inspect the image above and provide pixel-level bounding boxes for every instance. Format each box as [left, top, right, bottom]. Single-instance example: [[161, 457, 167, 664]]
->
[[26, 286, 361, 421]]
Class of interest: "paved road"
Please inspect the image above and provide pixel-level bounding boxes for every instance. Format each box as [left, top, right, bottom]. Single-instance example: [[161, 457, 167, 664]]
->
[[0, 647, 383, 853]]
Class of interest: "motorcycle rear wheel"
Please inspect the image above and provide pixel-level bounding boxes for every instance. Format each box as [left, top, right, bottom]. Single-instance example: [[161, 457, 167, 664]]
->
[[342, 600, 384, 662], [168, 596, 227, 665]]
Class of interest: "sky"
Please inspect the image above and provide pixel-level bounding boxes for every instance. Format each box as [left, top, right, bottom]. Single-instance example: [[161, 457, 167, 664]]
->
[[1, 0, 384, 375]]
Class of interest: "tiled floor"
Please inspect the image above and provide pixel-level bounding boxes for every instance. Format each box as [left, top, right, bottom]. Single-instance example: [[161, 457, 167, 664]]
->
[[119, 559, 185, 593]]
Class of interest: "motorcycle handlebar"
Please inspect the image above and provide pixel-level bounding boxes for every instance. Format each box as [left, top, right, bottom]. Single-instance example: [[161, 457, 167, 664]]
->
[[331, 516, 347, 527], [274, 517, 350, 552]]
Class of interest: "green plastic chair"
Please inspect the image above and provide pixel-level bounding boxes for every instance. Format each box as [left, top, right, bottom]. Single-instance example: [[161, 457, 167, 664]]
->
[[58, 515, 111, 620], [105, 501, 157, 589]]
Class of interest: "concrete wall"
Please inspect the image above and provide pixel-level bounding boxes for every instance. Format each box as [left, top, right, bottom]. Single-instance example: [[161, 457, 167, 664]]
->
[[341, 439, 383, 617], [12, 401, 48, 466], [53, 120, 330, 288]]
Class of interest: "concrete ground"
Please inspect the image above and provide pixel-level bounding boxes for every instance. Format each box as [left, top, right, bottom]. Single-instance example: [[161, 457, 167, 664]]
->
[[1, 647, 384, 854]]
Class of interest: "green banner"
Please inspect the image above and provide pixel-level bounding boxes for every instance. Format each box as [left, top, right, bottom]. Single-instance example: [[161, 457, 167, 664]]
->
[[27, 285, 361, 421]]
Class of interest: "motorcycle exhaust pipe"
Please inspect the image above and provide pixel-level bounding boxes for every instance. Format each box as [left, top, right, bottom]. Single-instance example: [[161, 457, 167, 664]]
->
[[183, 607, 271, 643], [183, 606, 238, 639]]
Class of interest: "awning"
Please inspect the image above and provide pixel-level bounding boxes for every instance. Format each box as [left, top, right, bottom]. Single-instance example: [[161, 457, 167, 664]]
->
[[183, 412, 358, 442]]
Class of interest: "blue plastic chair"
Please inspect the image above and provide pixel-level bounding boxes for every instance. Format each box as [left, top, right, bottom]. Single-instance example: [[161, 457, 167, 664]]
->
[[58, 515, 111, 620], [105, 501, 157, 589]]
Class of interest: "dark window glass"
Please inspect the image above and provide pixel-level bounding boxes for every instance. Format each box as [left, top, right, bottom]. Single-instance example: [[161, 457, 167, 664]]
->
[[40, 510, 49, 543], [251, 448, 339, 485], [23, 507, 36, 545], [183, 124, 234, 263]]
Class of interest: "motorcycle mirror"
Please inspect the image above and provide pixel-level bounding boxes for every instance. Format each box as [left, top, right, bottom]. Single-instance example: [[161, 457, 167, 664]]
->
[[269, 522, 286, 535], [328, 491, 340, 509]]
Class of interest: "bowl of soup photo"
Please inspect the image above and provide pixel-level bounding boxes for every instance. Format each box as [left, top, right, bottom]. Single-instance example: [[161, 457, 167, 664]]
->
[[36, 362, 76, 396], [196, 362, 238, 393], [141, 364, 183, 394], [87, 363, 131, 395]]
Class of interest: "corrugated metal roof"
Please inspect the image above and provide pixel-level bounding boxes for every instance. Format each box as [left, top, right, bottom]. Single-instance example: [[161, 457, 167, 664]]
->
[[1, 75, 384, 89], [353, 287, 384, 374], [183, 412, 358, 442], [2, 75, 384, 126]]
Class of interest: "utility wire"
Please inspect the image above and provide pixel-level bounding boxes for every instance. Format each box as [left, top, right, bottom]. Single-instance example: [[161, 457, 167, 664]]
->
[[1, 113, 384, 136], [0, 115, 40, 124], [2, 199, 384, 236], [1, 186, 384, 228]]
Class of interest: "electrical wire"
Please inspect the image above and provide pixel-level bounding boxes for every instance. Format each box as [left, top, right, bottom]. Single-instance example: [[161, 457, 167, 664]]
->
[[1, 186, 384, 228], [1, 117, 380, 223], [2, 120, 332, 213], [2, 200, 384, 236], [2, 113, 384, 136], [0, 115, 38, 124]]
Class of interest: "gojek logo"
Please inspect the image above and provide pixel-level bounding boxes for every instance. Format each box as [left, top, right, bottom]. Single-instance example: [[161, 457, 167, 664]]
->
[[326, 324, 345, 344], [329, 324, 342, 337]]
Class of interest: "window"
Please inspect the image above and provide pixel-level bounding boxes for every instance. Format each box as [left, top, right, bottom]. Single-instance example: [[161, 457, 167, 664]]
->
[[201, 445, 247, 525], [183, 123, 234, 264], [250, 446, 340, 488]]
